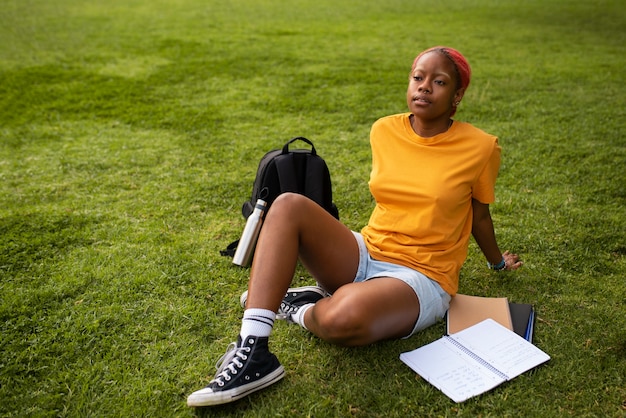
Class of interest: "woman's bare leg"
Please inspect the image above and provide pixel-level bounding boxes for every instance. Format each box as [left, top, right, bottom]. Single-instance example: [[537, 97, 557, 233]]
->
[[244, 193, 421, 347], [305, 278, 420, 346], [244, 193, 360, 311]]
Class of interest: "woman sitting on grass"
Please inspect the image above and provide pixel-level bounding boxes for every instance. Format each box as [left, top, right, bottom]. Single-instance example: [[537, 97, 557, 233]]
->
[[187, 46, 523, 407]]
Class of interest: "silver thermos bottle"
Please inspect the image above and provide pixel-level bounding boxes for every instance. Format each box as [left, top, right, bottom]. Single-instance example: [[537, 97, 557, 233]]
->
[[233, 199, 267, 267]]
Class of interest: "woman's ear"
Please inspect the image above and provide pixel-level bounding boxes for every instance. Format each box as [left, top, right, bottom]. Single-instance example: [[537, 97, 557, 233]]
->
[[454, 87, 466, 104]]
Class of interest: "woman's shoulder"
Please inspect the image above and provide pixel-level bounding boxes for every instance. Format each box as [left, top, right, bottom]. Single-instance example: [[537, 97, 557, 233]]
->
[[371, 113, 409, 133], [373, 113, 408, 126], [453, 121, 498, 143]]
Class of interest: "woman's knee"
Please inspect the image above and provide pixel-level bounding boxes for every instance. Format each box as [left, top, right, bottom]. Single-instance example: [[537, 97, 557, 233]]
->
[[309, 292, 371, 346], [308, 281, 420, 346], [273, 192, 310, 208], [265, 193, 310, 220]]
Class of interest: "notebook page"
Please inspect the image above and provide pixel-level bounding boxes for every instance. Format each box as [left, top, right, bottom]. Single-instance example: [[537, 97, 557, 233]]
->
[[450, 319, 550, 379], [400, 337, 504, 403]]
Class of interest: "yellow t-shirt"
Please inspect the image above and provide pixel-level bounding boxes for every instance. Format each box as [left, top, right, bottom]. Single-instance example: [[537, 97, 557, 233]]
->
[[360, 113, 501, 295]]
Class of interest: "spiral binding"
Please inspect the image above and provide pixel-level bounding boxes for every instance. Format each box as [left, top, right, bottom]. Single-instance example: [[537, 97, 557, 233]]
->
[[444, 336, 510, 381]]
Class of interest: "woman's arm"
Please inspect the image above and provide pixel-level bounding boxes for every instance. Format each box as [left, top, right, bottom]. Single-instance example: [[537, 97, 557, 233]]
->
[[471, 199, 522, 270]]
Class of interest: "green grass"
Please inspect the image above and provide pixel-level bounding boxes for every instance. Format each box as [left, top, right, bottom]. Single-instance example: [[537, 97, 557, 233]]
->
[[1, 0, 625, 416]]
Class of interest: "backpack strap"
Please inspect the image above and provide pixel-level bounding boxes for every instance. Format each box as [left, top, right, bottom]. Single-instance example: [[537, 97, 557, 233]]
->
[[275, 154, 299, 193], [282, 136, 317, 155], [302, 153, 327, 207], [220, 239, 239, 257]]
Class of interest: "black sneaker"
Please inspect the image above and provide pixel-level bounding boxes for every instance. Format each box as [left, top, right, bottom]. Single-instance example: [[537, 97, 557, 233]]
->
[[187, 336, 285, 407], [239, 286, 328, 320]]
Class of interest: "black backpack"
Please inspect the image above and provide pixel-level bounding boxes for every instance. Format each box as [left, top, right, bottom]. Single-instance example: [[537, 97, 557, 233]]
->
[[242, 136, 339, 219], [221, 136, 339, 257]]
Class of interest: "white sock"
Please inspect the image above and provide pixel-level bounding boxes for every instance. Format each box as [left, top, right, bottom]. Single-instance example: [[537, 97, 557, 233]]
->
[[291, 303, 314, 330], [240, 308, 276, 340]]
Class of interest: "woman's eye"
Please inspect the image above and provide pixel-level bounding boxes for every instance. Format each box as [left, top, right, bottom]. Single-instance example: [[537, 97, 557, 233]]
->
[[435, 80, 445, 85], [413, 76, 422, 81]]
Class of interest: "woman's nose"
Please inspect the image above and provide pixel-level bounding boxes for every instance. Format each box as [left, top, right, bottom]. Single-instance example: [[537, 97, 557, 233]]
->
[[418, 84, 430, 93]]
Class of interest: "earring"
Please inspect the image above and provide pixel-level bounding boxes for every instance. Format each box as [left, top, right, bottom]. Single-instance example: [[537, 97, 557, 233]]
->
[[454, 101, 461, 106]]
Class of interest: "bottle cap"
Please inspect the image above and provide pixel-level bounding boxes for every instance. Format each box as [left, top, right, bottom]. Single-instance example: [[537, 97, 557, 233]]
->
[[255, 199, 267, 210]]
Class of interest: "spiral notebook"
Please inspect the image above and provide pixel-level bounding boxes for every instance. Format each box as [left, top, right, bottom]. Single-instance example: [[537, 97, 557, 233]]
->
[[400, 319, 550, 403]]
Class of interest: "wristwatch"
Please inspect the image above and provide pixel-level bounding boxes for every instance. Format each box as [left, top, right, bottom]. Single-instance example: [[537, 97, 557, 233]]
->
[[488, 257, 506, 271]]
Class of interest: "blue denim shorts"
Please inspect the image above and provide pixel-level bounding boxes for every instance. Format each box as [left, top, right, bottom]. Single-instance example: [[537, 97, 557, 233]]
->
[[352, 232, 451, 337]]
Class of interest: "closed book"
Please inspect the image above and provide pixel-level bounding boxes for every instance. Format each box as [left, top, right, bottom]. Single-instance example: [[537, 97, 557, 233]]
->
[[447, 294, 513, 335], [509, 303, 535, 342]]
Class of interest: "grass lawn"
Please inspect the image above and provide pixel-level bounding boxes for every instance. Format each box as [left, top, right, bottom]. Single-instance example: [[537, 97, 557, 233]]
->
[[1, 0, 624, 416]]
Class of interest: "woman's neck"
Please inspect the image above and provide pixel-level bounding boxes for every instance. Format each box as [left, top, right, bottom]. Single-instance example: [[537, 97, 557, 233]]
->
[[409, 114, 453, 137]]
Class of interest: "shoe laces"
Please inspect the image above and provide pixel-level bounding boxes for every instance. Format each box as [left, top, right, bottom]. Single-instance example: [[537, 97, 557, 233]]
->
[[210, 342, 252, 387], [279, 300, 300, 316]]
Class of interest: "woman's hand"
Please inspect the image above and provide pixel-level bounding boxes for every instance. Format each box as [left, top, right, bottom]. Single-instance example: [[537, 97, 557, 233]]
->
[[503, 250, 523, 270]]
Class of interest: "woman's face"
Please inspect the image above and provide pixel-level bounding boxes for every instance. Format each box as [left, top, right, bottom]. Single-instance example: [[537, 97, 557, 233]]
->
[[406, 51, 465, 121]]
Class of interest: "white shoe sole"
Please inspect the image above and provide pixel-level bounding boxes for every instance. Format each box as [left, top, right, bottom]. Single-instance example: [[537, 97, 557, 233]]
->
[[187, 365, 285, 407]]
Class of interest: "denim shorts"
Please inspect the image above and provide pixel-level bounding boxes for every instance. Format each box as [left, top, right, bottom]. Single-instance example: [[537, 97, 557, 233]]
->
[[352, 232, 451, 337]]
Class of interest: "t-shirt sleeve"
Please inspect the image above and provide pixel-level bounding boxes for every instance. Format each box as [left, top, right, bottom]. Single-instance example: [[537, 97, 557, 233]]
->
[[472, 137, 501, 204]]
